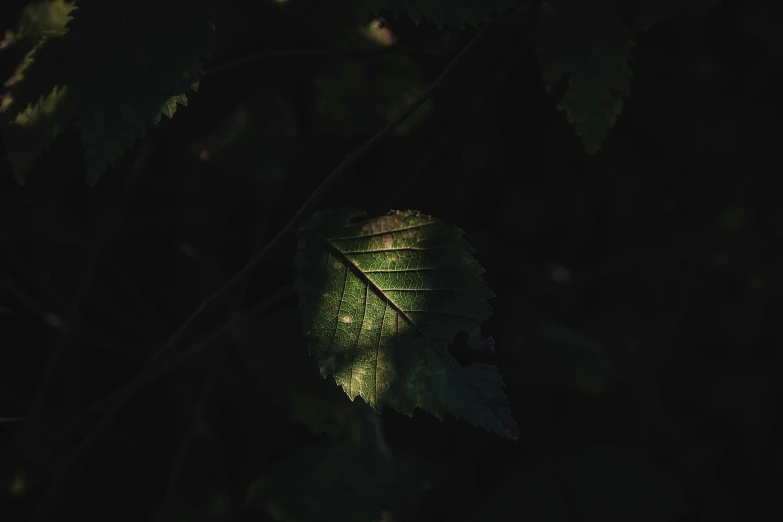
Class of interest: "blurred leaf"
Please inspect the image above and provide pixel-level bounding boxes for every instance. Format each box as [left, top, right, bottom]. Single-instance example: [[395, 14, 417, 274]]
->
[[1, 0, 75, 49], [522, 322, 611, 394], [246, 441, 428, 522], [711, 362, 776, 478], [65, 0, 215, 183], [192, 91, 296, 200], [473, 448, 687, 522], [560, 447, 688, 522], [289, 392, 389, 454], [295, 208, 517, 440], [469, 461, 570, 521], [536, 1, 633, 154], [314, 54, 431, 137], [366, 0, 506, 28], [635, 0, 723, 32], [1, 3, 74, 183]]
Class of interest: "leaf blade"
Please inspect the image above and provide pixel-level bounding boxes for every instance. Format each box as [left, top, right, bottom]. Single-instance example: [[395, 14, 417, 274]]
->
[[295, 209, 517, 439], [536, 1, 634, 154]]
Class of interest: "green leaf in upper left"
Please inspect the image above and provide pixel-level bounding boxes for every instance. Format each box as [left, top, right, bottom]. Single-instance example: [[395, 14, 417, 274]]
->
[[0, 0, 75, 183], [64, 0, 215, 184]]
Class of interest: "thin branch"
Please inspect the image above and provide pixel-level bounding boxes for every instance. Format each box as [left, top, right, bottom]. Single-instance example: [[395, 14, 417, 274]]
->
[[27, 142, 152, 426], [383, 47, 529, 206], [205, 43, 440, 76], [51, 282, 294, 445], [31, 7, 517, 519], [0, 269, 142, 359], [163, 347, 224, 510]]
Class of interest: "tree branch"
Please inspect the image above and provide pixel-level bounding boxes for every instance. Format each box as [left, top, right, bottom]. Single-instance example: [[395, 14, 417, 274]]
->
[[27, 142, 153, 426]]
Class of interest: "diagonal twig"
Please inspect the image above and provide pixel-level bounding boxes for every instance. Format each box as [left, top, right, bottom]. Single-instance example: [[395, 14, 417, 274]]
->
[[26, 142, 153, 426], [49, 282, 294, 447], [163, 346, 225, 512]]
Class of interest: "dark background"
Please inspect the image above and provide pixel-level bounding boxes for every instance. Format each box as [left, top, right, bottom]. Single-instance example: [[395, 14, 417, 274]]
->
[[1, 0, 781, 521]]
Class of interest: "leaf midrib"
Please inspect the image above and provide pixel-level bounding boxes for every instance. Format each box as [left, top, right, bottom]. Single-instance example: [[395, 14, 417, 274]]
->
[[321, 238, 504, 428]]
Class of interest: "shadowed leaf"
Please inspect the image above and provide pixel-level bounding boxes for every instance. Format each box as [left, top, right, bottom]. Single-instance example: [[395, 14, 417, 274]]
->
[[246, 441, 428, 522], [472, 447, 687, 522], [536, 1, 633, 154], [525, 322, 611, 394], [560, 447, 688, 522], [64, 0, 215, 184]]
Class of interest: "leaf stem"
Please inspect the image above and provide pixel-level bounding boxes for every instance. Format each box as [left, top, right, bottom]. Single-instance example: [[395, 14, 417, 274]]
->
[[163, 347, 225, 511]]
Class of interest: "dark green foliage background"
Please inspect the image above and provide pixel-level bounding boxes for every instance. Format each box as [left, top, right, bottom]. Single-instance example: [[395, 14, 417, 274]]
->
[[1, 0, 782, 521]]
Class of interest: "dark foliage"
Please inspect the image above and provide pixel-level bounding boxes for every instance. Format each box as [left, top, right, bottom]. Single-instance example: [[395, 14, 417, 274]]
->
[[1, 0, 781, 521]]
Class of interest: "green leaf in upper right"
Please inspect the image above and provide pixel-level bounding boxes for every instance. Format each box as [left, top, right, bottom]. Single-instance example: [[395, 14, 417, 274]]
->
[[536, 0, 634, 154]]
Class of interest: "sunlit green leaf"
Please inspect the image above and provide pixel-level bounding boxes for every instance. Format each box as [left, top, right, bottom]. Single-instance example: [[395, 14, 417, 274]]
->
[[295, 208, 517, 440]]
